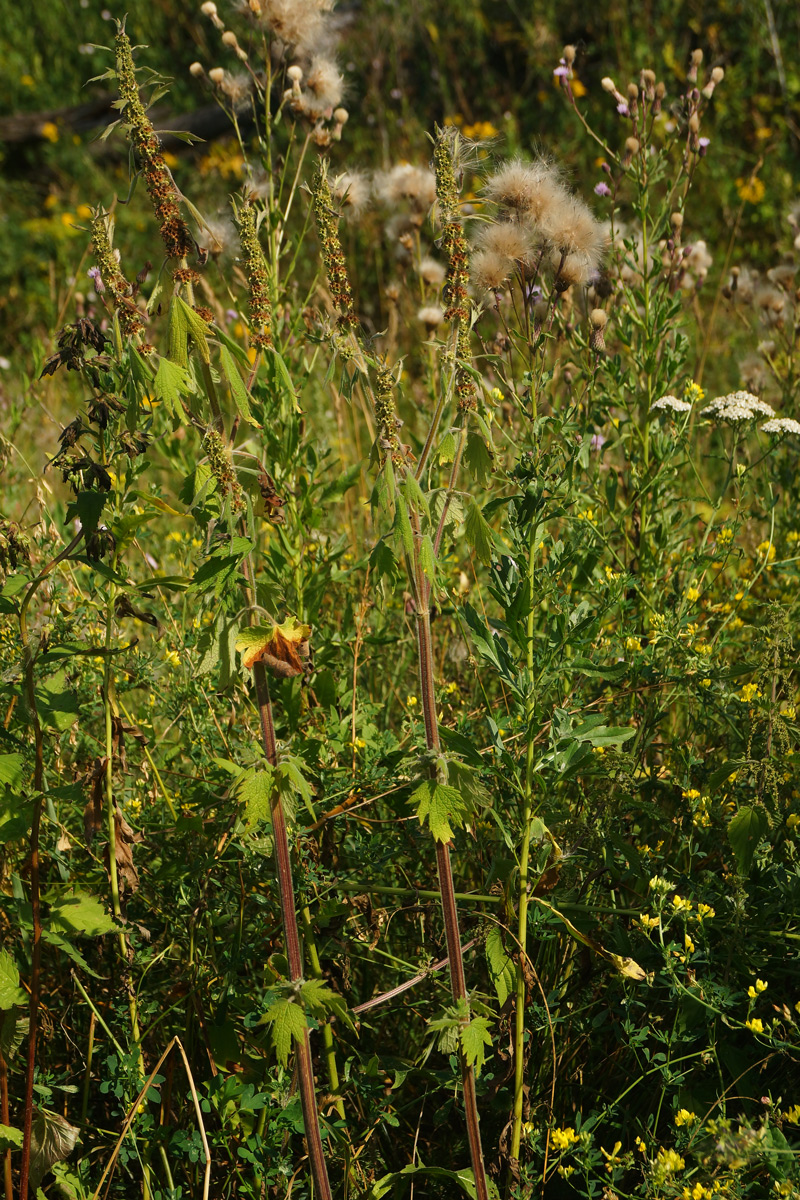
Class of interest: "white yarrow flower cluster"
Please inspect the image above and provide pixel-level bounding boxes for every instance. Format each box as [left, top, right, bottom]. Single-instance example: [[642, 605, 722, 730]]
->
[[761, 417, 800, 436], [700, 391, 775, 423], [651, 394, 692, 414]]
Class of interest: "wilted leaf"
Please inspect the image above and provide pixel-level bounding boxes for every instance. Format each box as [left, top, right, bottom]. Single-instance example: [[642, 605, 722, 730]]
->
[[114, 808, 143, 895], [235, 616, 311, 677], [29, 1109, 79, 1191]]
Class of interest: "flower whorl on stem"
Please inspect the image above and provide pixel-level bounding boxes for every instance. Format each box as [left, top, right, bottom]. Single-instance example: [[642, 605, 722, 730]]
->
[[434, 128, 475, 411], [114, 24, 194, 262], [91, 208, 145, 340], [235, 200, 274, 351], [312, 160, 357, 327]]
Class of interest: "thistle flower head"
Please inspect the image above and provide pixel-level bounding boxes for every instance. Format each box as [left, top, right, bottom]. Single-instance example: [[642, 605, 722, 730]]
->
[[541, 193, 605, 265], [470, 249, 513, 293], [484, 158, 566, 226], [417, 305, 445, 329], [331, 169, 370, 218], [375, 163, 437, 212], [476, 218, 536, 266], [417, 256, 446, 287], [252, 0, 332, 52], [301, 54, 344, 117]]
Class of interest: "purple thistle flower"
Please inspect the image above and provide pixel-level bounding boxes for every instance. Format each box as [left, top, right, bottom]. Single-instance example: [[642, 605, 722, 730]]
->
[[87, 266, 104, 294], [594, 182, 611, 197], [617, 102, 629, 115], [590, 433, 606, 451], [553, 64, 570, 78], [698, 137, 710, 147]]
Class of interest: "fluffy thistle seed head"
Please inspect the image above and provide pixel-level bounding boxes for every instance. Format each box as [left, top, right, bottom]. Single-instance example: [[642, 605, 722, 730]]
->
[[418, 256, 446, 287], [476, 219, 536, 266], [483, 158, 564, 224], [471, 248, 513, 292], [300, 55, 343, 117], [375, 163, 437, 211], [418, 305, 445, 329], [331, 170, 370, 218]]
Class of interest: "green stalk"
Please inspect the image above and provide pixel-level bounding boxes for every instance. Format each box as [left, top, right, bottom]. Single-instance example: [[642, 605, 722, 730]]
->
[[301, 906, 345, 1120], [510, 520, 539, 1166]]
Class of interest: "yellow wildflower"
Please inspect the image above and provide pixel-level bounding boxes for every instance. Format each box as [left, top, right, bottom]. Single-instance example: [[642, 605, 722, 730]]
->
[[551, 1126, 579, 1152], [740, 682, 760, 703], [736, 175, 765, 204], [675, 1108, 697, 1127], [686, 585, 700, 602], [745, 1017, 764, 1034], [406, 695, 419, 708], [755, 979, 768, 993], [40, 121, 59, 142]]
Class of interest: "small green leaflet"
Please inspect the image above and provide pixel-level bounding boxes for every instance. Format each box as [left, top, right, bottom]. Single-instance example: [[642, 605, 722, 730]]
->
[[0, 1125, 23, 1152], [485, 928, 515, 1007], [464, 431, 494, 485], [410, 780, 469, 843], [0, 951, 26, 1010], [464, 499, 496, 565], [419, 534, 437, 585], [0, 754, 24, 789], [262, 999, 307, 1067], [401, 473, 431, 523], [460, 1015, 492, 1076], [219, 344, 258, 426], [437, 431, 456, 465], [168, 295, 210, 366], [395, 498, 414, 557]]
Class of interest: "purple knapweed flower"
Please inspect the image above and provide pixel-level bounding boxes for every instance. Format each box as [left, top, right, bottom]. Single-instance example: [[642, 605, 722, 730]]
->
[[594, 182, 611, 197]]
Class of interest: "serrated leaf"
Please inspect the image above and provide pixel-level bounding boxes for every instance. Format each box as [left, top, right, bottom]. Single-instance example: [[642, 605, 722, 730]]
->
[[48, 894, 115, 938], [401, 473, 431, 523], [220, 344, 258, 426], [40, 930, 103, 979], [368, 1165, 500, 1200], [727, 805, 768, 876], [167, 296, 190, 367], [419, 534, 437, 584], [262, 999, 307, 1067], [460, 1015, 492, 1076], [277, 756, 314, 820], [299, 977, 354, 1029], [175, 296, 211, 364], [369, 539, 400, 584], [485, 929, 515, 1007], [153, 357, 194, 419], [239, 769, 275, 828], [464, 499, 495, 566], [395, 497, 414, 557], [410, 780, 469, 843], [437, 431, 456, 465], [29, 1109, 79, 1191], [464, 431, 494, 485], [0, 951, 25, 1010]]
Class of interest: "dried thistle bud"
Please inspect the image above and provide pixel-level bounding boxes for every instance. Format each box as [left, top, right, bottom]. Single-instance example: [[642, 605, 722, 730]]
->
[[589, 308, 608, 328], [333, 107, 348, 125], [711, 66, 724, 83], [209, 67, 225, 84], [222, 30, 238, 47], [563, 44, 576, 65], [627, 83, 638, 100], [688, 113, 700, 133], [189, 61, 204, 77], [670, 211, 684, 234], [688, 48, 703, 81], [200, 1, 217, 13], [601, 76, 617, 93], [287, 65, 303, 83]]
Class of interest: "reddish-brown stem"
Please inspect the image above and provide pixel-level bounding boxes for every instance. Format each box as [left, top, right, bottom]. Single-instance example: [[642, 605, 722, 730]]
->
[[0, 1017, 12, 1200], [413, 555, 489, 1200], [251, 661, 333, 1200], [17, 529, 84, 1200]]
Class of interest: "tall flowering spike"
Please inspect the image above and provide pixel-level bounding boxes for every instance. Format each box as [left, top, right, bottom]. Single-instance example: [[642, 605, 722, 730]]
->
[[433, 129, 469, 324], [203, 428, 245, 512], [373, 365, 403, 464], [114, 25, 194, 262], [456, 324, 476, 412], [235, 200, 273, 351], [312, 159, 357, 327], [91, 209, 145, 340]]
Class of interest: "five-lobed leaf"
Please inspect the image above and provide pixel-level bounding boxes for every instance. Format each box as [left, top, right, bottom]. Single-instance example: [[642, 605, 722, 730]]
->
[[459, 1015, 493, 1076], [262, 999, 307, 1067], [410, 780, 469, 843]]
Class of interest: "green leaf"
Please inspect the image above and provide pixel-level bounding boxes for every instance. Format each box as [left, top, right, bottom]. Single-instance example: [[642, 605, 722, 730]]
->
[[437, 431, 456, 465], [410, 780, 469, 843], [368, 1164, 500, 1200], [262, 999, 307, 1067], [395, 498, 414, 557], [239, 769, 275, 828], [40, 930, 103, 979], [369, 539, 400, 584], [464, 431, 494, 485], [485, 929, 515, 1007], [464, 499, 495, 565], [419, 534, 437, 584], [167, 295, 190, 367], [175, 295, 211, 364], [48, 895, 115, 938], [0, 1124, 23, 1152], [0, 754, 24, 789], [220, 344, 258, 426], [727, 805, 768, 876], [401, 472, 431, 523], [153, 356, 194, 419], [267, 348, 299, 413], [460, 1015, 492, 1076], [0, 951, 26, 1010]]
